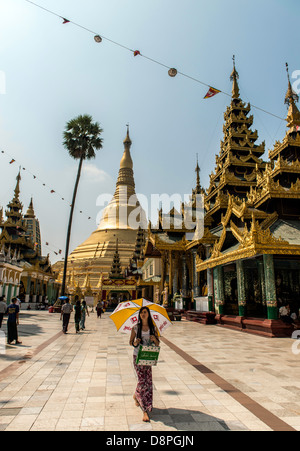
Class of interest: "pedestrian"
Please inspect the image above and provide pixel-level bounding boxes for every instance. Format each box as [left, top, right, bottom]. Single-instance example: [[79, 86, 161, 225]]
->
[[60, 298, 73, 334], [80, 300, 89, 330], [96, 300, 103, 319], [74, 300, 81, 333], [0, 296, 7, 329], [7, 297, 22, 345], [129, 306, 160, 422]]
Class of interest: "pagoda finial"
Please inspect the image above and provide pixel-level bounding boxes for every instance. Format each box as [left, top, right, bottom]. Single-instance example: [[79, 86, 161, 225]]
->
[[14, 168, 21, 201], [123, 123, 132, 146], [25, 197, 35, 218], [195, 153, 201, 192], [230, 55, 240, 99], [120, 125, 133, 170], [284, 62, 300, 130]]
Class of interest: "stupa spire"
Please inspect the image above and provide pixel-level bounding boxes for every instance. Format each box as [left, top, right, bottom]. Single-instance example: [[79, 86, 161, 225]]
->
[[25, 198, 35, 219], [285, 62, 300, 130], [230, 55, 240, 100], [13, 169, 22, 201]]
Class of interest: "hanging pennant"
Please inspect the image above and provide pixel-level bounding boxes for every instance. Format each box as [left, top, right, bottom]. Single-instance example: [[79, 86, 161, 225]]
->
[[9, 159, 15, 164], [94, 35, 102, 43], [62, 18, 70, 24], [204, 87, 221, 99], [168, 68, 177, 77], [50, 190, 55, 193], [133, 50, 141, 57]]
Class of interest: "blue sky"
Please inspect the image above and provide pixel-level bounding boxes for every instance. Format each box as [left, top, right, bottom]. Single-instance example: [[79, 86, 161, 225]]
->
[[0, 0, 299, 262]]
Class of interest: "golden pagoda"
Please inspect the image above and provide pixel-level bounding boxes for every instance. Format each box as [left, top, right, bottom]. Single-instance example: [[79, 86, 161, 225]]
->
[[54, 127, 147, 294]]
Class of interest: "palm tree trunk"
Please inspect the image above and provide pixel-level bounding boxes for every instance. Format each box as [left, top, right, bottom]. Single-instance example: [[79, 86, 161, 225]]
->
[[61, 155, 84, 296]]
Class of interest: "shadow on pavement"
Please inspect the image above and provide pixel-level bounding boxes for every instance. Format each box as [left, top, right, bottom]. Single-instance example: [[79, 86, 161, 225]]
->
[[150, 407, 232, 431]]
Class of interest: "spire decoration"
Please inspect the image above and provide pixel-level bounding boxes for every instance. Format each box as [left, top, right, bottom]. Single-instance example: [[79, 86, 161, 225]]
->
[[109, 239, 123, 279], [230, 55, 240, 99], [284, 62, 300, 130]]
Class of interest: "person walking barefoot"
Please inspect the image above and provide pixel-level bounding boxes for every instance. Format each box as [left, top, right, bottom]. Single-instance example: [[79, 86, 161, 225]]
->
[[129, 306, 159, 422]]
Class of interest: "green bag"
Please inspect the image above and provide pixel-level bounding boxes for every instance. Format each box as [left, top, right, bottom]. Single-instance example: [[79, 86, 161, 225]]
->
[[136, 345, 160, 366]]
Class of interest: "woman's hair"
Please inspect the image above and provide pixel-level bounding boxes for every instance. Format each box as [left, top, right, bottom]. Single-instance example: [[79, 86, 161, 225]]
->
[[136, 307, 157, 343]]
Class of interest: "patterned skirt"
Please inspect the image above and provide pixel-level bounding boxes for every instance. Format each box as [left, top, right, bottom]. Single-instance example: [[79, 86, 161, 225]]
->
[[133, 356, 153, 413]]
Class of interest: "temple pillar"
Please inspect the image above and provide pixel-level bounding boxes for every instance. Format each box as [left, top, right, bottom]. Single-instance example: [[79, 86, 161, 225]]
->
[[213, 266, 225, 314], [205, 246, 213, 311], [192, 249, 200, 298], [168, 251, 173, 298], [236, 260, 246, 316], [258, 260, 266, 307], [207, 267, 214, 311], [172, 264, 178, 295], [181, 254, 188, 309], [25, 276, 31, 302], [263, 254, 278, 319]]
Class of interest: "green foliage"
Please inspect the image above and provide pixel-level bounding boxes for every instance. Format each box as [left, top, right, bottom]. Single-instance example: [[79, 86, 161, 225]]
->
[[63, 114, 103, 160]]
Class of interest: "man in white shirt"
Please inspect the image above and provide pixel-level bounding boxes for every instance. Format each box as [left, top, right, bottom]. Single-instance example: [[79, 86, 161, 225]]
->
[[0, 296, 7, 329], [60, 298, 73, 334]]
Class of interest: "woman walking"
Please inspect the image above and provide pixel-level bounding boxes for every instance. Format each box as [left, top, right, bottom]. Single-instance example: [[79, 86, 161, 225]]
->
[[129, 306, 160, 422], [74, 300, 81, 333], [80, 300, 89, 330]]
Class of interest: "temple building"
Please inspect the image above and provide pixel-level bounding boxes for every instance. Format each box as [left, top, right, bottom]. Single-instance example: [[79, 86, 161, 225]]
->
[[54, 127, 147, 302], [0, 171, 59, 304], [193, 62, 300, 336], [141, 61, 300, 336]]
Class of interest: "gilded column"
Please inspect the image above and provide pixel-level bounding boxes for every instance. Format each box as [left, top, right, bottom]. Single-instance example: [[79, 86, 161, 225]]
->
[[205, 246, 213, 311], [236, 260, 246, 316], [213, 266, 225, 314], [263, 254, 278, 320], [192, 249, 200, 298], [181, 254, 188, 309], [258, 261, 266, 307], [169, 251, 173, 297]]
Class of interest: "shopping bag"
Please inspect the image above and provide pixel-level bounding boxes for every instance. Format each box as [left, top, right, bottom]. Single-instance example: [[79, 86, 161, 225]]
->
[[136, 345, 160, 366]]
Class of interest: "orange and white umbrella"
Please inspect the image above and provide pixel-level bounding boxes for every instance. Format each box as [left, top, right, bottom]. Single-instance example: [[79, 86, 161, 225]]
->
[[109, 298, 172, 336]]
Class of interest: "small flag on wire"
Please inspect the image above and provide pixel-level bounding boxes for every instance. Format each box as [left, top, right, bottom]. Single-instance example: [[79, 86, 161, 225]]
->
[[50, 190, 55, 193], [133, 50, 141, 57], [62, 18, 70, 24], [9, 159, 15, 164], [204, 87, 221, 99]]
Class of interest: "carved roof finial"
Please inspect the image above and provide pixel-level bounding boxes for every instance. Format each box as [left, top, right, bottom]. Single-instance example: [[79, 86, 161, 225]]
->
[[285, 62, 300, 130], [230, 55, 240, 100]]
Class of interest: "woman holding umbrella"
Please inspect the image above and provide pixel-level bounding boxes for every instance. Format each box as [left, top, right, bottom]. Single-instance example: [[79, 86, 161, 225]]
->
[[129, 306, 160, 422]]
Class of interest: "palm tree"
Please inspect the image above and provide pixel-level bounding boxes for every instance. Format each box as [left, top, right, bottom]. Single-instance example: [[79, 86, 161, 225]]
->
[[61, 114, 103, 296]]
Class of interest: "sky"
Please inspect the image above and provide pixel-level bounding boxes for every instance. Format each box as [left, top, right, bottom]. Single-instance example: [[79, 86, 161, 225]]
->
[[0, 0, 299, 263]]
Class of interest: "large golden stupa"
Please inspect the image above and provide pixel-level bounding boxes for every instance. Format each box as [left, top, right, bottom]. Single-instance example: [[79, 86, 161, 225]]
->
[[54, 127, 147, 294]]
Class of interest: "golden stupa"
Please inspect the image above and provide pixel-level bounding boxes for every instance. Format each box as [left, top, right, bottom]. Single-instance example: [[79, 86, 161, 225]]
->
[[54, 127, 147, 293]]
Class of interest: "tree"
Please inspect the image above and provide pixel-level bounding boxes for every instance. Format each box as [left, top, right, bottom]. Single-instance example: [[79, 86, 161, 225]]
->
[[61, 114, 103, 296]]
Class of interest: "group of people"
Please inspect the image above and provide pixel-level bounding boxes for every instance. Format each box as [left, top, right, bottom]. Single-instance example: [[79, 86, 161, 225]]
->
[[0, 292, 161, 424], [0, 296, 22, 345], [60, 298, 91, 334]]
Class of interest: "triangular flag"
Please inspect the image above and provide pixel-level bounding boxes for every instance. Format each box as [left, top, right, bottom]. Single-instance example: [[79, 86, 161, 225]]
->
[[204, 87, 221, 99], [62, 18, 70, 24], [9, 159, 15, 164], [133, 50, 141, 57]]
